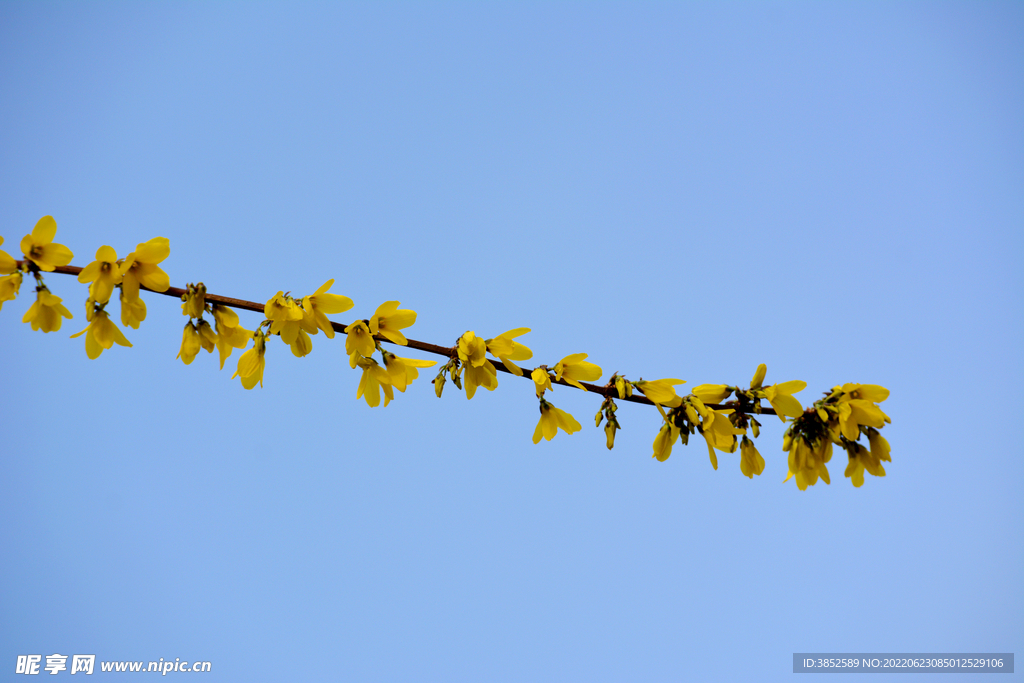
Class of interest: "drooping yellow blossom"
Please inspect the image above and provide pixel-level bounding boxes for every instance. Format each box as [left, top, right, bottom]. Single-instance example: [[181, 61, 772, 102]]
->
[[842, 427, 891, 487], [119, 237, 170, 298], [76, 246, 122, 304], [532, 367, 553, 397], [19, 216, 74, 272], [176, 322, 202, 365], [231, 332, 266, 389], [22, 288, 73, 332], [355, 356, 394, 407], [739, 436, 765, 478], [119, 288, 147, 329], [383, 351, 437, 392], [485, 328, 533, 375], [835, 383, 890, 440], [699, 410, 743, 470], [764, 379, 807, 422], [70, 309, 132, 359], [263, 291, 305, 344], [613, 375, 632, 399], [635, 378, 686, 406], [211, 304, 250, 369], [369, 300, 416, 345], [181, 283, 207, 318], [532, 399, 582, 443], [652, 422, 681, 462], [344, 320, 376, 359], [0, 271, 23, 311], [196, 319, 217, 353], [302, 279, 353, 339], [553, 353, 602, 391], [0, 236, 18, 274], [457, 331, 499, 399], [783, 436, 832, 490], [691, 384, 732, 404]]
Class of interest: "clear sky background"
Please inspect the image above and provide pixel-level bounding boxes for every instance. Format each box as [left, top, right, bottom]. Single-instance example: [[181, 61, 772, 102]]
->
[[1, 2, 1021, 681]]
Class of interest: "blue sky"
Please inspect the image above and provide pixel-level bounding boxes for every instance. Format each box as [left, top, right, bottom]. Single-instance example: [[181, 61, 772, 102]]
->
[[1, 2, 1021, 681]]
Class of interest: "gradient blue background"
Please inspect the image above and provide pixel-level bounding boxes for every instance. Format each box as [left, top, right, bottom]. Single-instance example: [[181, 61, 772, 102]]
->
[[1, 2, 1021, 681]]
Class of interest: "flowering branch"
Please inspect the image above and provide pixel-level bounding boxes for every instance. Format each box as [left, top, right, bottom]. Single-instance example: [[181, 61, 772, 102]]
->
[[1, 217, 894, 490]]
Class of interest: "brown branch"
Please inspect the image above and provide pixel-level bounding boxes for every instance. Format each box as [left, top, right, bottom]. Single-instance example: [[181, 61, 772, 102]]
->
[[26, 262, 776, 415]]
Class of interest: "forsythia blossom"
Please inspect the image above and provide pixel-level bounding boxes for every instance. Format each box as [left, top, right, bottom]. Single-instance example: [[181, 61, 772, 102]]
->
[[77, 246, 122, 304], [119, 288, 147, 329], [0, 236, 19, 274], [383, 351, 437, 393], [0, 271, 22, 311], [119, 237, 170, 298], [485, 328, 533, 376], [553, 353, 602, 391], [70, 309, 132, 359], [355, 356, 393, 407], [635, 378, 686, 406], [302, 279, 353, 338], [370, 301, 416, 345], [22, 288, 73, 332], [264, 291, 305, 345], [458, 331, 498, 399], [20, 216, 74, 272], [739, 436, 765, 478], [232, 331, 266, 390], [345, 320, 376, 361], [531, 367, 552, 397], [532, 399, 581, 443]]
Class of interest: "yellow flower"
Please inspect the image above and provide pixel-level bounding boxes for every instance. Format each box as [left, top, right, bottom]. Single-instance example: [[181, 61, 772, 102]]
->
[[531, 399, 582, 443], [458, 331, 499, 399], [699, 409, 743, 470], [652, 422, 681, 462], [119, 237, 170, 298], [344, 320, 376, 359], [369, 300, 416, 345], [835, 384, 890, 440], [531, 367, 553, 397], [263, 291, 305, 344], [739, 436, 765, 478], [70, 309, 132, 359], [635, 378, 686, 406], [22, 288, 73, 332], [212, 304, 250, 369], [302, 279, 353, 339], [231, 331, 266, 389], [0, 236, 18, 274], [783, 435, 832, 490], [750, 363, 767, 390], [119, 288, 147, 329], [19, 216, 74, 272], [76, 246, 122, 304], [457, 331, 488, 367], [613, 375, 632, 399], [355, 356, 394, 407], [196, 319, 217, 353], [764, 379, 807, 422], [176, 322, 202, 365], [553, 353, 602, 391], [0, 271, 23, 311], [485, 327, 533, 375], [843, 428, 891, 487], [180, 283, 207, 318], [691, 384, 731, 404], [383, 351, 437, 393]]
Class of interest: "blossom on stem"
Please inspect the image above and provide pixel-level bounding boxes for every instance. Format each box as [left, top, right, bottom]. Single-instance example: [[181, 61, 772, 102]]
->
[[652, 422, 681, 462], [383, 351, 437, 392], [485, 328, 533, 375], [531, 367, 552, 397], [699, 409, 744, 470], [70, 309, 132, 359], [458, 331, 499, 399], [635, 378, 686, 406], [231, 331, 266, 389], [783, 435, 832, 490], [834, 383, 890, 440], [119, 288, 147, 329], [764, 379, 807, 422], [532, 398, 582, 443], [22, 288, 73, 332], [302, 279, 353, 338], [691, 384, 732, 404], [355, 356, 394, 407], [176, 322, 202, 365], [20, 216, 74, 272], [344, 320, 376, 360], [739, 436, 765, 478], [553, 353, 602, 391], [212, 304, 250, 369], [369, 301, 416, 345], [77, 246, 122, 304], [264, 291, 305, 345], [119, 237, 170, 297]]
